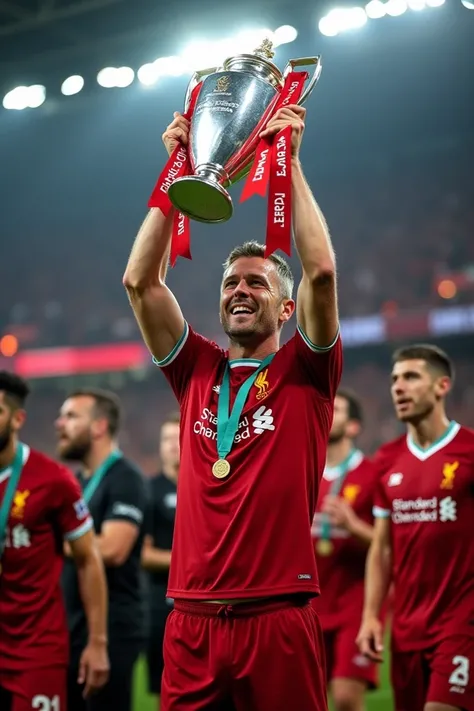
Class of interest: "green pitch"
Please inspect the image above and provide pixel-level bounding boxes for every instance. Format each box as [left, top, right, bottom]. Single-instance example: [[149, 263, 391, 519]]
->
[[132, 650, 394, 711]]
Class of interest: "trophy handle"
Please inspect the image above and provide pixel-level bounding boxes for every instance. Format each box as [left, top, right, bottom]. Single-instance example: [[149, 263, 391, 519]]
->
[[184, 67, 218, 113], [283, 56, 322, 106]]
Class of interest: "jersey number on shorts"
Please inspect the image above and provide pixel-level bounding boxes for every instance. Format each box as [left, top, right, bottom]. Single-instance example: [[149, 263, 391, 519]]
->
[[449, 656, 470, 688], [32, 696, 60, 711]]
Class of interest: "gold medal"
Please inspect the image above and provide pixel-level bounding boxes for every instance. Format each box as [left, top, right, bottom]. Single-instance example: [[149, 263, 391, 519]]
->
[[317, 539, 334, 557], [212, 459, 231, 479]]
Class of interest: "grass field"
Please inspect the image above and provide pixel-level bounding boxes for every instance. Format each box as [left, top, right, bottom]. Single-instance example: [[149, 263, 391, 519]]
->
[[131, 648, 394, 711]]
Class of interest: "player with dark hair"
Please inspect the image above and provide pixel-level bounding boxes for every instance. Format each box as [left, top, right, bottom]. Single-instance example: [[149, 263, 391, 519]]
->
[[142, 412, 180, 704], [124, 104, 341, 711], [357, 344, 474, 711], [56, 388, 147, 711], [312, 388, 379, 711], [0, 372, 109, 711]]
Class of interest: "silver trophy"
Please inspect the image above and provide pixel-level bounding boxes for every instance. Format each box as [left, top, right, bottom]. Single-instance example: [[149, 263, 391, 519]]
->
[[167, 39, 322, 224]]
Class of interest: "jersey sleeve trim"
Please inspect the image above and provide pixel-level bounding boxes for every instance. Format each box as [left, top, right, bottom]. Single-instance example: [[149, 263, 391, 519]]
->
[[297, 324, 340, 352], [152, 321, 189, 368], [64, 516, 94, 541], [373, 505, 391, 519]]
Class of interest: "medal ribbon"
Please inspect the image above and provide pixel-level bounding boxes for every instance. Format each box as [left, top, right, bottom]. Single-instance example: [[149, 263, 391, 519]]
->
[[83, 449, 123, 504], [147, 83, 202, 267], [320, 449, 363, 544], [0, 443, 26, 564], [217, 354, 275, 461], [240, 71, 308, 258]]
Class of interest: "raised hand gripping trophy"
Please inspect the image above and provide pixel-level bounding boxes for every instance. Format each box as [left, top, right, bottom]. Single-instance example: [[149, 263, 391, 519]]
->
[[148, 39, 322, 264]]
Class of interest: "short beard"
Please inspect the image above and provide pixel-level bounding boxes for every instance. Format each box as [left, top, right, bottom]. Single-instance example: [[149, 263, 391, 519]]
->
[[328, 429, 345, 445], [59, 439, 91, 463], [0, 421, 12, 453]]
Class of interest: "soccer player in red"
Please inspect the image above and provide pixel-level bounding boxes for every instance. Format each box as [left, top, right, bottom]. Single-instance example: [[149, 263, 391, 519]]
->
[[124, 104, 341, 711], [0, 372, 109, 711], [312, 389, 379, 711], [357, 344, 474, 711]]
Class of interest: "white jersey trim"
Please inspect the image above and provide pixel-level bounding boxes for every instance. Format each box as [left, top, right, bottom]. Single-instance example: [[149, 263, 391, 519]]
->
[[406, 421, 461, 461], [0, 444, 31, 484], [297, 325, 340, 353], [323, 449, 364, 482], [152, 321, 189, 368], [64, 516, 94, 541], [373, 505, 391, 519]]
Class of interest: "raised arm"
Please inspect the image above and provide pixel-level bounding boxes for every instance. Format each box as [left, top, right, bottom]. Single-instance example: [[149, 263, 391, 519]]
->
[[123, 113, 189, 361], [261, 104, 338, 348]]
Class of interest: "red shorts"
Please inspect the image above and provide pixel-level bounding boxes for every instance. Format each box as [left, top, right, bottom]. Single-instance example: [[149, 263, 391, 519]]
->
[[323, 624, 378, 689], [0, 666, 67, 711], [391, 635, 474, 711], [161, 597, 328, 711]]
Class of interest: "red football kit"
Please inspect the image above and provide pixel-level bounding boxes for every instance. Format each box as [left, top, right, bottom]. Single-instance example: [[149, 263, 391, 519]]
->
[[374, 422, 474, 711], [0, 445, 93, 711], [312, 451, 379, 688], [155, 322, 343, 711]]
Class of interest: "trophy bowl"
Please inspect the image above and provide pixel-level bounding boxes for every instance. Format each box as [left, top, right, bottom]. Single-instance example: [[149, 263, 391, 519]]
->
[[167, 40, 322, 224]]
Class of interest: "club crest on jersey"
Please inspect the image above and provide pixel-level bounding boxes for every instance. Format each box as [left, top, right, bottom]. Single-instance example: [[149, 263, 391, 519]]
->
[[11, 490, 30, 519], [342, 484, 361, 504], [254, 369, 271, 401], [441, 461, 458, 490]]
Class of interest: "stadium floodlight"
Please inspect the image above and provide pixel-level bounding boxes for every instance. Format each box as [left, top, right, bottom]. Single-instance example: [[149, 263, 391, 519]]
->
[[407, 0, 426, 8], [273, 25, 298, 46], [426, 0, 445, 5], [61, 75, 84, 96], [461, 0, 474, 9], [2, 84, 46, 110], [137, 63, 160, 86], [235, 28, 275, 52], [27, 85, 46, 108], [97, 67, 118, 88], [114, 67, 135, 88], [154, 56, 187, 77], [365, 0, 387, 18], [385, 0, 408, 15], [319, 7, 367, 36]]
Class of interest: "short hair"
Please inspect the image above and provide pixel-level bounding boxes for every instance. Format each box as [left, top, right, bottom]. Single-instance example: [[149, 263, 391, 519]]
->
[[223, 241, 294, 300], [67, 388, 122, 437], [0, 371, 30, 409], [337, 388, 363, 423], [162, 412, 180, 427], [392, 343, 454, 381]]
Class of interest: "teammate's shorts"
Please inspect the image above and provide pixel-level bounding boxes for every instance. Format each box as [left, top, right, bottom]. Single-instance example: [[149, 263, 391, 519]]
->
[[161, 596, 328, 711], [146, 605, 173, 694], [0, 666, 67, 711], [323, 624, 378, 689], [391, 634, 474, 711]]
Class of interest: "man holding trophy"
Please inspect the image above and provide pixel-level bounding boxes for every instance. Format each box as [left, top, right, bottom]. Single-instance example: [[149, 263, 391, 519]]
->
[[124, 40, 341, 711]]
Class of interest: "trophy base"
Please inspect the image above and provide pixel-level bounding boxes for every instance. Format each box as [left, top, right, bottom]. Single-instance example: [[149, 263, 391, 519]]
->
[[168, 175, 233, 224]]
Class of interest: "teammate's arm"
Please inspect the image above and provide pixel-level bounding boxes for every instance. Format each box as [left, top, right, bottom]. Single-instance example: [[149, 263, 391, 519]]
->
[[141, 534, 172, 571], [123, 114, 189, 362], [69, 530, 110, 697], [95, 521, 140, 567], [356, 516, 392, 663]]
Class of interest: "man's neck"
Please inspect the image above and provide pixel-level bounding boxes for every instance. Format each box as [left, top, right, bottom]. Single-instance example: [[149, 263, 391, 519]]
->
[[228, 335, 280, 362], [326, 438, 354, 468], [82, 440, 117, 478], [162, 463, 178, 483], [407, 410, 451, 450], [0, 437, 18, 471]]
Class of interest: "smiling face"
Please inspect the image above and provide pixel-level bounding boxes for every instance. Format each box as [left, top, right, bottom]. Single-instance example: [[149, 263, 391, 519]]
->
[[390, 358, 451, 423], [219, 256, 294, 345]]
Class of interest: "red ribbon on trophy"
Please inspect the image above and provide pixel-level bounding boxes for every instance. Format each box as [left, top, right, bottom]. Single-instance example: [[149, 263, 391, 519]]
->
[[240, 70, 308, 257], [147, 83, 202, 266]]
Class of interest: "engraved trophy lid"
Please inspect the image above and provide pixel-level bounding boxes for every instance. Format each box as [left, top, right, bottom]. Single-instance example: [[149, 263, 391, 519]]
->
[[223, 36, 283, 88]]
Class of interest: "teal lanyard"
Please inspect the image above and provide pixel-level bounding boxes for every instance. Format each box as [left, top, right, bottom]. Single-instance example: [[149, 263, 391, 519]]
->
[[217, 354, 275, 460], [0, 443, 25, 560], [83, 449, 123, 503], [320, 449, 361, 542]]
